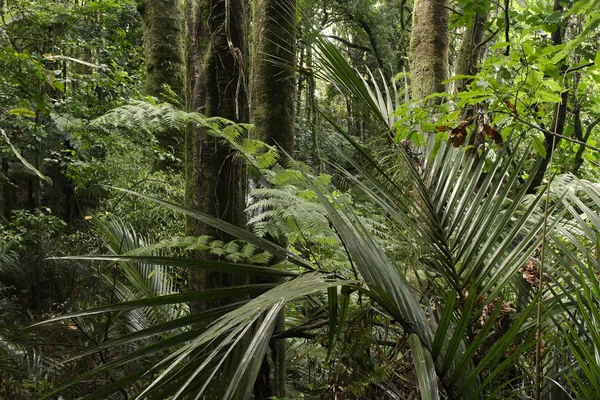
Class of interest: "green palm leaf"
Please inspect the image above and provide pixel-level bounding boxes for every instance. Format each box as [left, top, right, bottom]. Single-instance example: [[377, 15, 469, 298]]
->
[[310, 31, 567, 398]]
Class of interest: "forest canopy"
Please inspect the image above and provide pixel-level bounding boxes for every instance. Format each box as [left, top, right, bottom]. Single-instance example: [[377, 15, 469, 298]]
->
[[1, 0, 600, 399]]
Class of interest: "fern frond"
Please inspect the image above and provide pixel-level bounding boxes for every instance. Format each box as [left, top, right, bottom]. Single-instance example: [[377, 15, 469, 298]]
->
[[126, 235, 274, 264], [93, 99, 192, 135]]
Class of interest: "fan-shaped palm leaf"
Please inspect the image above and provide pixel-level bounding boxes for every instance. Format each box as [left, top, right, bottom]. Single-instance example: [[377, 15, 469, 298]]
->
[[309, 32, 565, 398]]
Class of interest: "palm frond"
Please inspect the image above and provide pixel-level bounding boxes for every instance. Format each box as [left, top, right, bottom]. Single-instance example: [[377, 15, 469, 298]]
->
[[90, 217, 188, 327], [310, 30, 569, 398], [547, 176, 600, 396]]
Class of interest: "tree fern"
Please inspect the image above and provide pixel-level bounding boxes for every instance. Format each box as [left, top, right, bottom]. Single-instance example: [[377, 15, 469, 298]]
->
[[93, 98, 279, 172]]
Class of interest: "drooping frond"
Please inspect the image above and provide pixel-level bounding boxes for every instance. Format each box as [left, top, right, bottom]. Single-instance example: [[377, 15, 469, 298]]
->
[[545, 176, 600, 397], [310, 31, 567, 398], [91, 216, 189, 327], [92, 99, 190, 135], [92, 99, 280, 172], [40, 273, 352, 400]]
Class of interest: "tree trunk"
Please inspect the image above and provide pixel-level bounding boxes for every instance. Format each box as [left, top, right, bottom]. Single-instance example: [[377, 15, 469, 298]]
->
[[250, 0, 296, 397], [139, 0, 184, 164], [527, 0, 566, 193], [409, 0, 450, 100], [140, 0, 184, 99], [250, 0, 296, 155], [185, 0, 249, 311], [454, 11, 489, 94]]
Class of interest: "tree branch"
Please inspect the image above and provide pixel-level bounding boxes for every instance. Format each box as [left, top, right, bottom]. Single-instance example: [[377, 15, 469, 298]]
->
[[572, 117, 600, 175], [500, 111, 600, 153], [503, 0, 510, 56], [325, 35, 371, 52], [473, 29, 499, 54], [272, 319, 329, 339], [565, 61, 595, 74]]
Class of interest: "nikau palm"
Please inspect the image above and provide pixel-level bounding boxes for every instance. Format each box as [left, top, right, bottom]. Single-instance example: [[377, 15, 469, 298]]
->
[[37, 34, 600, 400]]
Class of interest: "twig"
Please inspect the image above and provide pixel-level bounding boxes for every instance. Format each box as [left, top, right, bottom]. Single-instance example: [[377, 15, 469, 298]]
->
[[435, 0, 463, 16], [501, 112, 600, 153], [273, 319, 329, 339], [565, 61, 595, 74], [572, 117, 600, 174], [535, 101, 559, 400], [473, 29, 499, 54], [503, 0, 510, 56]]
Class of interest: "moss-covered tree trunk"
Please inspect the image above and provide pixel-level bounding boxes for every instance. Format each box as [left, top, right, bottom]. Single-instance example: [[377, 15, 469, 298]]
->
[[409, 0, 449, 100], [250, 0, 296, 397], [185, 0, 249, 311], [140, 0, 184, 99], [250, 0, 296, 155], [139, 0, 184, 163]]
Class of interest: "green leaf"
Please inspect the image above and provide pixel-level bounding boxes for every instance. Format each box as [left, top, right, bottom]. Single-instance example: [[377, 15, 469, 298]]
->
[[8, 108, 36, 118], [1, 128, 52, 185], [410, 333, 439, 400], [33, 285, 276, 324], [105, 186, 314, 271], [53, 255, 298, 277], [532, 135, 547, 158], [431, 291, 457, 360]]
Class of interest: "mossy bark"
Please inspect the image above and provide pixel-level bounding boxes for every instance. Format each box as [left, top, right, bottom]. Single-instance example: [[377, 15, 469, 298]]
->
[[250, 0, 296, 155], [140, 0, 184, 99], [139, 0, 184, 165], [409, 0, 449, 100], [185, 0, 249, 311], [250, 0, 296, 397]]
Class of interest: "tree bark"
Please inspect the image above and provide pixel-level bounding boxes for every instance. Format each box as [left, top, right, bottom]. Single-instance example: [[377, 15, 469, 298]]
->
[[250, 0, 296, 155], [140, 0, 184, 100], [409, 0, 450, 100], [185, 0, 249, 311], [454, 11, 489, 94], [139, 0, 184, 165], [250, 0, 296, 397]]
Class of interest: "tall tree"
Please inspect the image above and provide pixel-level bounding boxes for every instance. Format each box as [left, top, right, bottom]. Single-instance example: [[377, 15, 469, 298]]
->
[[139, 0, 184, 99], [185, 0, 250, 310], [250, 0, 296, 397], [454, 9, 489, 94], [409, 0, 450, 99], [251, 0, 296, 155], [139, 0, 185, 160]]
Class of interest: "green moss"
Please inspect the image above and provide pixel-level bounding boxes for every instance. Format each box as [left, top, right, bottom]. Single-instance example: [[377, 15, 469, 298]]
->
[[141, 0, 184, 100], [409, 0, 449, 101], [250, 0, 297, 156]]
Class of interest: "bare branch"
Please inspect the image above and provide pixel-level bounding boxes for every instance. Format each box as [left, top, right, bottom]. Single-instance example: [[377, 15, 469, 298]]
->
[[325, 35, 372, 52]]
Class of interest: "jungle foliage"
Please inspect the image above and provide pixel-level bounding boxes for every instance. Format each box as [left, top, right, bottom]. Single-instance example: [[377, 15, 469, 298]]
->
[[1, 0, 600, 399]]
